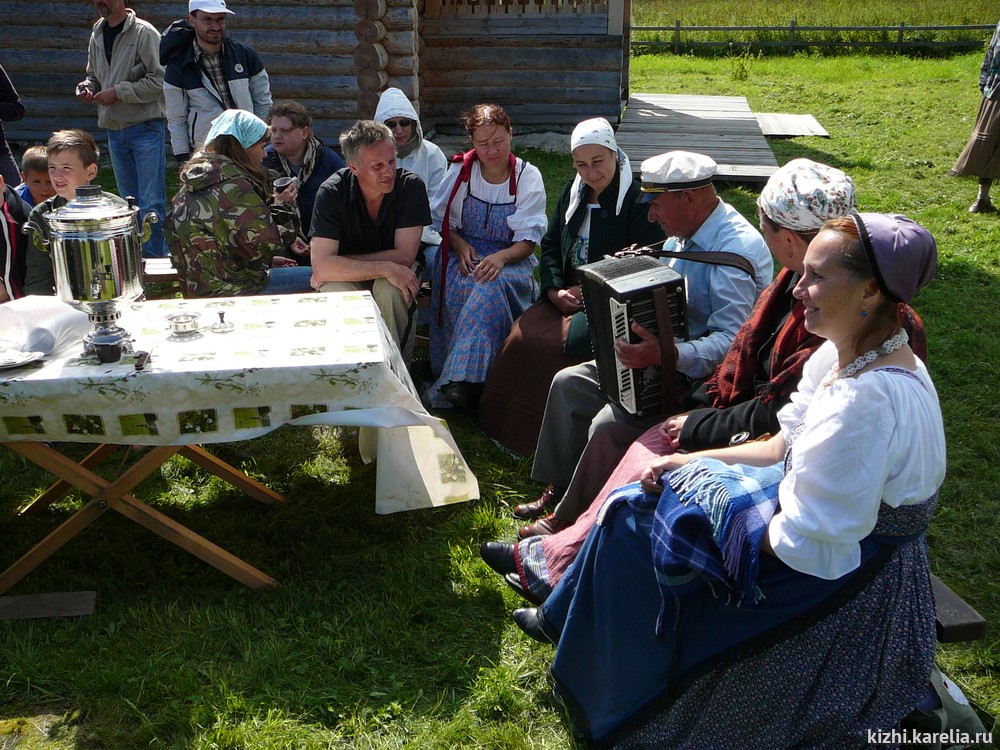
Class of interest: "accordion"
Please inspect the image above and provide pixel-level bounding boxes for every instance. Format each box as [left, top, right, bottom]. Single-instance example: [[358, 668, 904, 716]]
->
[[579, 255, 688, 417]]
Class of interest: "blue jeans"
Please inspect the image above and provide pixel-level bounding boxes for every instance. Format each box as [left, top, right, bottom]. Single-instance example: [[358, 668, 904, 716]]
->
[[261, 266, 314, 295], [107, 120, 168, 258]]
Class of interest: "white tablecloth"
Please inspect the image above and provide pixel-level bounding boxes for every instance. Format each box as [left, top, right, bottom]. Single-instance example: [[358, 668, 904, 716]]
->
[[0, 293, 479, 514]]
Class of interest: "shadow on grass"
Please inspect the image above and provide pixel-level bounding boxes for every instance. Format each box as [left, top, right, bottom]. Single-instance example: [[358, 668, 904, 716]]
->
[[0, 421, 547, 748]]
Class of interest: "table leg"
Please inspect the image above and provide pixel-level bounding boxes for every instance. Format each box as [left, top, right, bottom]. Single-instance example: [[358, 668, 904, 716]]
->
[[19, 443, 120, 514], [1, 443, 276, 592], [112, 496, 276, 588], [179, 445, 284, 505], [0, 444, 180, 595]]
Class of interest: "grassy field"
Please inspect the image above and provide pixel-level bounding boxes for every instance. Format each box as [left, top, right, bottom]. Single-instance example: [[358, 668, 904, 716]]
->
[[634, 0, 996, 26], [2, 51, 999, 748], [632, 0, 998, 53]]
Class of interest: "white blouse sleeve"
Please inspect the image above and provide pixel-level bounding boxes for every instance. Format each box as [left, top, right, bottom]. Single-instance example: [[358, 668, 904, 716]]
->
[[769, 376, 898, 579], [430, 163, 465, 234], [506, 160, 547, 244]]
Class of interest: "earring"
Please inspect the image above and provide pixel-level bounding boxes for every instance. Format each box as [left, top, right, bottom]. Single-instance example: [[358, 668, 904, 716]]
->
[[860, 309, 869, 318]]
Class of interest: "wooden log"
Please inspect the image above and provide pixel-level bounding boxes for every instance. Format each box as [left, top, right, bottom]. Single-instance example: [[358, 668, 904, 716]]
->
[[3, 31, 96, 52], [7, 123, 106, 144], [385, 77, 418, 99], [355, 19, 387, 43], [354, 0, 388, 20], [1, 50, 90, 75], [271, 76, 362, 99], [421, 44, 620, 71], [421, 31, 622, 48], [354, 43, 390, 70], [219, 30, 357, 55], [421, 85, 621, 105], [386, 54, 418, 77], [422, 14, 607, 35], [357, 68, 390, 92], [358, 92, 381, 118], [378, 31, 417, 56], [426, 70, 620, 90], [0, 2, 93, 27], [244, 54, 357, 78], [423, 101, 620, 120], [8, 73, 88, 96]]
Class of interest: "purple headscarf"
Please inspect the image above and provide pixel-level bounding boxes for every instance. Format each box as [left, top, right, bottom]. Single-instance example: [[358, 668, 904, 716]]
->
[[851, 212, 937, 303]]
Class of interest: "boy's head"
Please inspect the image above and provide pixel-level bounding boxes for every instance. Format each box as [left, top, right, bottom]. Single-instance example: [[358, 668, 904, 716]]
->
[[20, 145, 56, 205], [46, 130, 100, 201]]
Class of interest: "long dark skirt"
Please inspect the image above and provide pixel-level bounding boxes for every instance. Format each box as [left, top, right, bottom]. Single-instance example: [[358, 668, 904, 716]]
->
[[544, 499, 936, 749], [477, 299, 588, 456], [952, 95, 1000, 179]]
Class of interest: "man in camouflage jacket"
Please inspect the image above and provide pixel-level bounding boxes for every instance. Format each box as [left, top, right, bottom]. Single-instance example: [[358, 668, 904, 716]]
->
[[165, 152, 299, 297]]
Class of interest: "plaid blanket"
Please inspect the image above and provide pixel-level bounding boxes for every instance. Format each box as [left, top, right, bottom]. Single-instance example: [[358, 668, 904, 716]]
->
[[644, 458, 784, 634]]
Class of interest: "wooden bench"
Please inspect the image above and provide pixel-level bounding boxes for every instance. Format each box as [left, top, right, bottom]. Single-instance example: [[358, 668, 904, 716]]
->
[[932, 574, 988, 643]]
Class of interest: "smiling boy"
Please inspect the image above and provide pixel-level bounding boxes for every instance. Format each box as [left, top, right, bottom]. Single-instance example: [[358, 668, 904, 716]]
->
[[22, 129, 127, 296]]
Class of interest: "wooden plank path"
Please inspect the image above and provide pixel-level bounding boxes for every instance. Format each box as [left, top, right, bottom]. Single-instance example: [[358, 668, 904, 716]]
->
[[756, 112, 829, 139], [616, 93, 779, 184]]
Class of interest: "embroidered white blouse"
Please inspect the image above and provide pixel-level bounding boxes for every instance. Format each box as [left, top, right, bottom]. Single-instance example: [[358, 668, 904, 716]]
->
[[431, 157, 548, 245], [768, 341, 947, 580]]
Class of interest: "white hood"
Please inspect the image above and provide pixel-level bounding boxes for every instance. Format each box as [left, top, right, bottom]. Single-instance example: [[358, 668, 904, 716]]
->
[[374, 88, 424, 140]]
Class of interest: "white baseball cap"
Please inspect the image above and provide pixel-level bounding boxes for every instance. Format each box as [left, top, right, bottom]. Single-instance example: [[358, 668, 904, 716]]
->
[[189, 0, 235, 15], [638, 151, 717, 202]]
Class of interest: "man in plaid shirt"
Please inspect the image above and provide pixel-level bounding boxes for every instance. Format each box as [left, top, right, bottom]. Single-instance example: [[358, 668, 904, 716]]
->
[[160, 0, 272, 164]]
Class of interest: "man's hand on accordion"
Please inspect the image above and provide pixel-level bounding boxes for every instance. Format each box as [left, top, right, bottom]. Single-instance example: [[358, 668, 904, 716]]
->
[[615, 320, 671, 369]]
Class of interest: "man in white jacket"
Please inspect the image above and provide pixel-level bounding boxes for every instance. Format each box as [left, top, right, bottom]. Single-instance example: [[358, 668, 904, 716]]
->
[[76, 0, 167, 257]]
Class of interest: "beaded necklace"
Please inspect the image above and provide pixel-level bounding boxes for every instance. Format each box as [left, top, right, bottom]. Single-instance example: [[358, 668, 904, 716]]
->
[[820, 329, 909, 389]]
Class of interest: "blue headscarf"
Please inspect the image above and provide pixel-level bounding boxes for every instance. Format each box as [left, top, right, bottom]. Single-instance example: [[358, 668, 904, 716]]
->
[[205, 109, 268, 150]]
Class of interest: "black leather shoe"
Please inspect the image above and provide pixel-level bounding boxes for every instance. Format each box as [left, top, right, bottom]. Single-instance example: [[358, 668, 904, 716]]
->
[[441, 381, 469, 409], [479, 541, 516, 576], [504, 572, 542, 605], [513, 607, 555, 645]]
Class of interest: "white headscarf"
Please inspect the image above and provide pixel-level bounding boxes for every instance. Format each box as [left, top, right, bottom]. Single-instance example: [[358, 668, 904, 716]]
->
[[565, 117, 632, 224]]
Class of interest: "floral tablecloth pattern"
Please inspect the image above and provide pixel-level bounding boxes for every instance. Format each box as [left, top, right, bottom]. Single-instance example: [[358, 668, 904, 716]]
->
[[0, 293, 478, 513]]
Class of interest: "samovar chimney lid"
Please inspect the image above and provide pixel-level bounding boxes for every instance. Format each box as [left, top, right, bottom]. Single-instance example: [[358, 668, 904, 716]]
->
[[75, 185, 103, 199]]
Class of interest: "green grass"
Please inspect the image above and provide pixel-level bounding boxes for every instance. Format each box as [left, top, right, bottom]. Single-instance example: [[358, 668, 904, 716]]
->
[[632, 0, 998, 54], [634, 0, 996, 27], [4, 51, 1000, 747]]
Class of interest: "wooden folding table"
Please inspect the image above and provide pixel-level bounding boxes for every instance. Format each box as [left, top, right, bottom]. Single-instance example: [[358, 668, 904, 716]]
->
[[0, 292, 478, 593]]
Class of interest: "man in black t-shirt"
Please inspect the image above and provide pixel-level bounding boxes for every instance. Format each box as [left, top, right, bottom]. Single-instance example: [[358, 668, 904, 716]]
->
[[310, 120, 431, 363]]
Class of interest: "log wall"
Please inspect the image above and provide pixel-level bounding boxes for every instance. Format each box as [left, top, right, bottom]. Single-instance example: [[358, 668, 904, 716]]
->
[[0, 0, 629, 150], [0, 0, 419, 148], [420, 0, 629, 130]]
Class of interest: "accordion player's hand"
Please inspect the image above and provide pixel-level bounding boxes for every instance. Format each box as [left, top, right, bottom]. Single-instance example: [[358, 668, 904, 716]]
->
[[615, 321, 662, 369]]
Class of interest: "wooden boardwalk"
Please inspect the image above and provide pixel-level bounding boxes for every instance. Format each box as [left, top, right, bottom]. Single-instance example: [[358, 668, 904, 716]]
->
[[616, 93, 779, 184]]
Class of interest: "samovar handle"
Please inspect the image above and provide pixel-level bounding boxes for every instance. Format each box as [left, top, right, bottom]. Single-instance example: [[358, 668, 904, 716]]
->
[[139, 211, 159, 244], [126, 196, 159, 244]]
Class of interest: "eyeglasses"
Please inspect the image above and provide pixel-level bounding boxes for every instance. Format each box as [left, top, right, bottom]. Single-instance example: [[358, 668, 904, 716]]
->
[[385, 118, 413, 130]]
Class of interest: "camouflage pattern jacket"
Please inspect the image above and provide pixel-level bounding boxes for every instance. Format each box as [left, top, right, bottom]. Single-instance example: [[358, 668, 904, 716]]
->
[[165, 153, 299, 297]]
